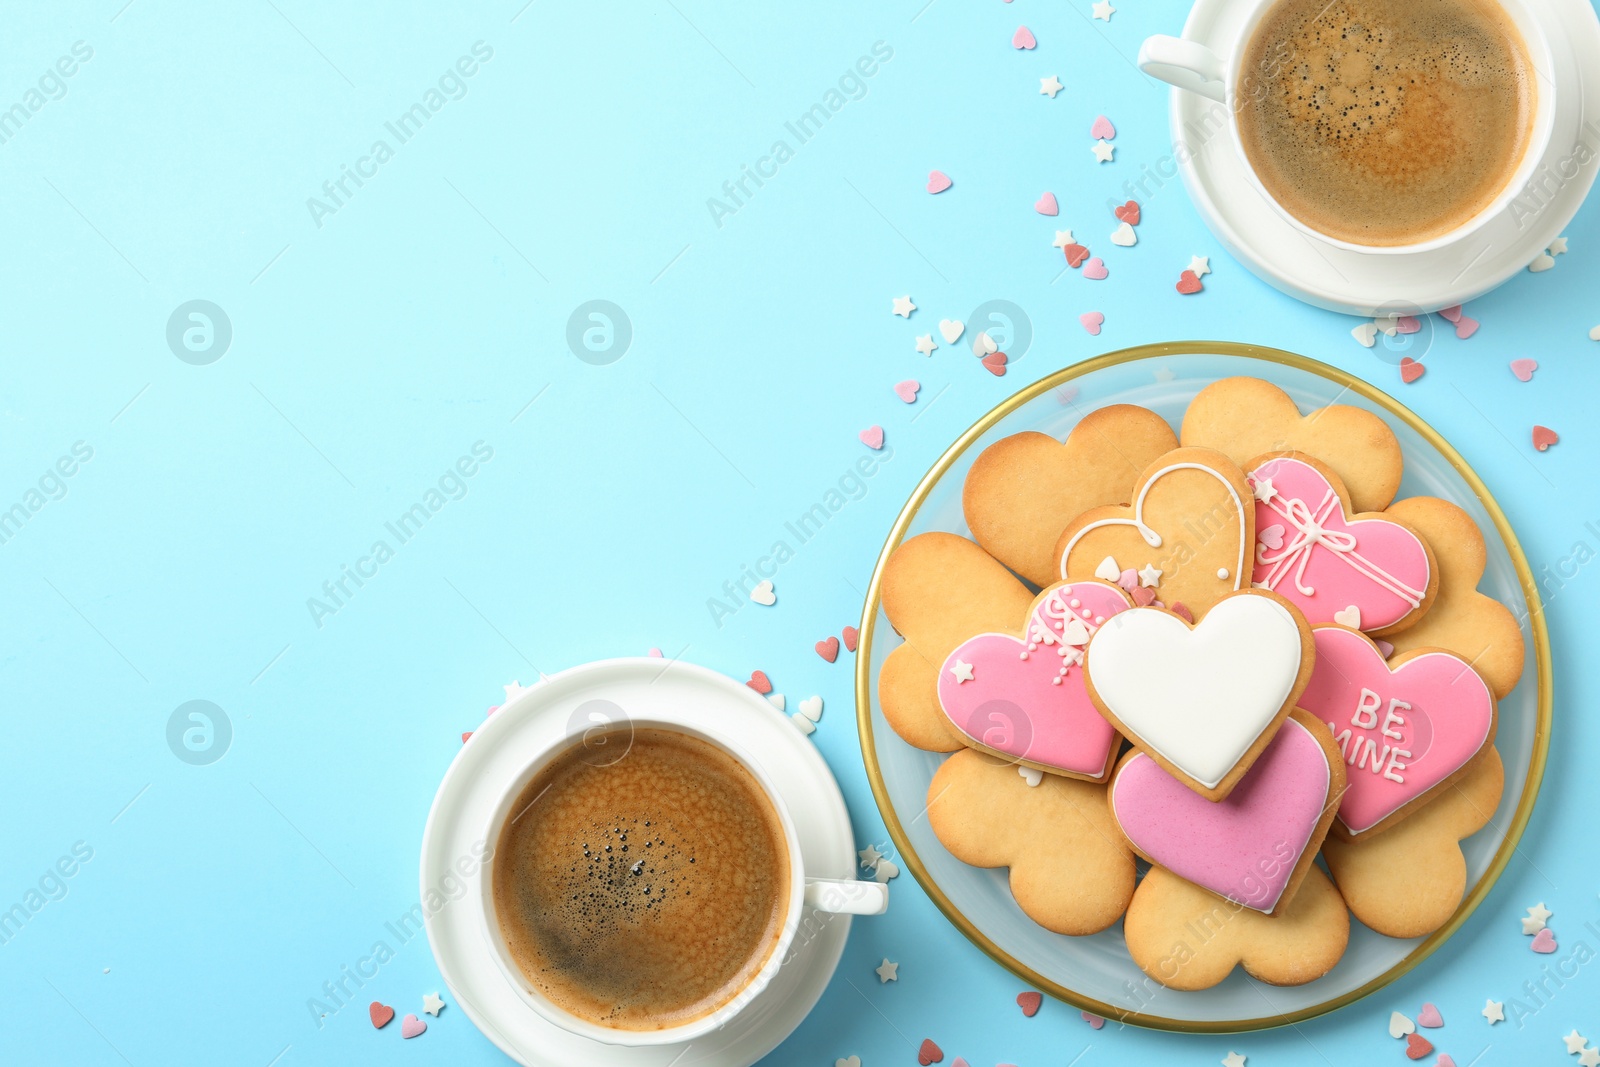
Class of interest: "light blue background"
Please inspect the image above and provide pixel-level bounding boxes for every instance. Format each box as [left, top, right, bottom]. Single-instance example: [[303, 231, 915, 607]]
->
[[1, 1, 1596, 1064]]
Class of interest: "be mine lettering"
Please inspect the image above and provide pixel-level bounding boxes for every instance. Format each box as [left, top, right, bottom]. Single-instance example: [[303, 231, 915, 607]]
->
[[1326, 688, 1411, 784]]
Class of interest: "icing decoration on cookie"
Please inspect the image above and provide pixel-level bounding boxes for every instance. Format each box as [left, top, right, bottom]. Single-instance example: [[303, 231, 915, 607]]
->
[[1086, 594, 1303, 790], [938, 582, 1131, 778], [1111, 717, 1331, 912], [1299, 626, 1493, 835], [1248, 456, 1430, 632]]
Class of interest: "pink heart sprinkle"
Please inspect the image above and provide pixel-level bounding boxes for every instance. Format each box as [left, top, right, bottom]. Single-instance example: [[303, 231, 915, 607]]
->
[[927, 170, 952, 194], [1082, 1010, 1105, 1029], [1532, 927, 1557, 953], [1510, 358, 1537, 382], [1437, 1057, 1457, 1067], [401, 1014, 427, 1039], [1259, 524, 1285, 550], [1117, 568, 1139, 593], [1090, 115, 1116, 140], [1082, 257, 1108, 280], [1396, 315, 1422, 335], [1012, 25, 1036, 48], [1417, 1002, 1443, 1028], [894, 379, 920, 403], [859, 425, 885, 450], [1375, 639, 1395, 657], [1079, 311, 1104, 336], [1437, 305, 1463, 324], [1455, 315, 1480, 339], [1034, 191, 1059, 216], [648, 647, 663, 657]]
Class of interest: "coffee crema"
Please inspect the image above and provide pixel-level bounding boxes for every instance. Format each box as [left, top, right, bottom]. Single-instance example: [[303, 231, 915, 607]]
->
[[492, 728, 790, 1031], [1237, 0, 1534, 246]]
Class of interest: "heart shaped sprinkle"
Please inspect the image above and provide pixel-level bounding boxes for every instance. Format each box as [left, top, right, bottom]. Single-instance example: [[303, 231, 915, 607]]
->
[[768, 693, 785, 710], [816, 636, 841, 662], [1169, 602, 1194, 623], [401, 1014, 426, 1039], [460, 731, 472, 743], [972, 331, 998, 355], [1417, 1003, 1443, 1028], [1531, 927, 1558, 952], [1034, 191, 1059, 216], [1082, 1010, 1106, 1029], [1590, 325, 1600, 341], [1083, 257, 1109, 280], [1110, 221, 1137, 246], [926, 170, 952, 194], [982, 351, 1008, 376], [1130, 585, 1156, 606], [1529, 252, 1555, 272], [1390, 1011, 1416, 1038], [895, 379, 920, 403], [791, 712, 816, 735], [1259, 524, 1285, 550], [1063, 243, 1091, 268], [1016, 991, 1043, 1017], [1532, 425, 1559, 451], [1079, 311, 1104, 335], [1510, 358, 1537, 382], [918, 1038, 943, 1065], [1175, 269, 1202, 294], [1437, 1057, 1457, 1067], [1012, 25, 1036, 48], [1396, 315, 1422, 334], [1094, 555, 1121, 581], [1091, 115, 1116, 139], [859, 425, 885, 450], [1438, 305, 1462, 323], [1352, 322, 1378, 348], [836, 1057, 862, 1067], [747, 670, 773, 694], [1331, 604, 1361, 630], [1114, 199, 1140, 225], [370, 1002, 395, 1029], [750, 580, 776, 606], [1455, 314, 1480, 339], [842, 625, 859, 652], [939, 318, 965, 343], [1404, 1033, 1432, 1059], [799, 695, 823, 722], [1400, 357, 1425, 383]]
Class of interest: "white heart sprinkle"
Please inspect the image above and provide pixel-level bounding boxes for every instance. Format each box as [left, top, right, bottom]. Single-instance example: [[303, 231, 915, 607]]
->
[[750, 580, 776, 606], [767, 693, 786, 711], [1589, 324, 1600, 341], [1110, 221, 1137, 247], [1529, 253, 1555, 273], [1374, 313, 1400, 337], [1094, 556, 1122, 581], [799, 695, 823, 722], [1062, 618, 1090, 645], [1018, 766, 1043, 787], [1389, 1011, 1416, 1038], [836, 1058, 862, 1067], [790, 713, 816, 736], [972, 330, 998, 356], [939, 319, 965, 344], [1351, 322, 1377, 348], [1332, 605, 1361, 629]]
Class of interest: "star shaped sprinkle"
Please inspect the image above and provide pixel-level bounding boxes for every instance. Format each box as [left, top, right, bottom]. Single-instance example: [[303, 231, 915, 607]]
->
[[1188, 255, 1212, 276], [915, 334, 936, 356], [1092, 139, 1115, 163], [1222, 1054, 1247, 1067], [1139, 564, 1162, 588], [1053, 230, 1076, 249], [1092, 0, 1116, 20], [858, 845, 884, 869], [502, 680, 533, 703], [1253, 477, 1277, 503], [950, 659, 975, 683], [1580, 1047, 1600, 1067], [892, 295, 916, 318], [1040, 75, 1064, 98], [422, 993, 444, 1016], [1549, 236, 1568, 255], [1153, 367, 1175, 383], [1482, 999, 1504, 1024], [1522, 914, 1547, 934], [1528, 902, 1553, 924], [876, 958, 899, 983], [1566, 1031, 1589, 1055]]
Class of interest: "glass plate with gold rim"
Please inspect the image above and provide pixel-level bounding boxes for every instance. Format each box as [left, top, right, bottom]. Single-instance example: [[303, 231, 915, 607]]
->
[[853, 343, 1551, 1033]]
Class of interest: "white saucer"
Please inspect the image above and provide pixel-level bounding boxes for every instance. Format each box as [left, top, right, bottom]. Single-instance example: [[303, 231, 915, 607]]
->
[[1170, 0, 1600, 315], [421, 658, 855, 1066]]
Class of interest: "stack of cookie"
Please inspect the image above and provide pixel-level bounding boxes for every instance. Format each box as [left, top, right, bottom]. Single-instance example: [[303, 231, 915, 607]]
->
[[879, 376, 1524, 991]]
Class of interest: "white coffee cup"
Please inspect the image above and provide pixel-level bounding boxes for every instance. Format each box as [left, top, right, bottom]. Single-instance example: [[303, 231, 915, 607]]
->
[[1137, 0, 1555, 254], [477, 717, 887, 1047]]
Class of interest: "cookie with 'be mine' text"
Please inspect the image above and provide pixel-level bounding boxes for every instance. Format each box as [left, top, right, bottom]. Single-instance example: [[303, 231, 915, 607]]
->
[[1085, 589, 1314, 801], [1056, 446, 1255, 620]]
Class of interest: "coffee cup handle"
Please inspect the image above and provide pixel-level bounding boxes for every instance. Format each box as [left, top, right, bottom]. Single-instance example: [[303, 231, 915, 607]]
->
[[803, 878, 889, 916], [1138, 35, 1227, 103]]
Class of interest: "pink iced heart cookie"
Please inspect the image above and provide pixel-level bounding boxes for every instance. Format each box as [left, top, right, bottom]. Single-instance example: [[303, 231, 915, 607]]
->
[[1299, 626, 1496, 837], [938, 581, 1132, 781], [1248, 455, 1434, 634], [1110, 714, 1340, 913]]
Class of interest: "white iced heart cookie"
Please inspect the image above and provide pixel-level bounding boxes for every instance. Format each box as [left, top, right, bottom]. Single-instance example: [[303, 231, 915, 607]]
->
[[1085, 591, 1311, 799]]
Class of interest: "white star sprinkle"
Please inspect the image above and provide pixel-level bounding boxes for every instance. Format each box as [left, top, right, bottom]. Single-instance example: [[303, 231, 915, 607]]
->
[[422, 992, 444, 1016], [1253, 477, 1277, 503], [1222, 1054, 1247, 1067], [1188, 255, 1211, 277], [1053, 229, 1076, 249], [858, 845, 883, 869], [915, 334, 936, 356], [1482, 999, 1504, 1023], [876, 958, 899, 982], [1522, 914, 1547, 934], [950, 659, 974, 682], [1139, 564, 1162, 588], [1092, 0, 1116, 20], [1040, 74, 1064, 98], [1579, 1046, 1600, 1067], [1549, 236, 1568, 255], [502, 680, 533, 703], [1092, 139, 1115, 163], [892, 295, 916, 318], [1528, 902, 1553, 924], [1566, 1031, 1589, 1055], [1153, 367, 1175, 383]]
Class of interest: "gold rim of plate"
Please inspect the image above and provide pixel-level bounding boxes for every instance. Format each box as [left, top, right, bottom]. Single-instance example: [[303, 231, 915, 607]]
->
[[852, 341, 1553, 1034]]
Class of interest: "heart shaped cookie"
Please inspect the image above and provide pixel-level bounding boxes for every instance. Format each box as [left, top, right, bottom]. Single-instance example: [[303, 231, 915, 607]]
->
[[963, 405, 1177, 587], [879, 533, 1035, 750], [927, 748, 1135, 934], [939, 580, 1133, 781], [1182, 377, 1404, 513], [1085, 590, 1313, 800], [1109, 711, 1344, 913], [1323, 746, 1503, 938], [1123, 865, 1350, 990], [1382, 497, 1524, 699], [1247, 453, 1437, 635], [1299, 626, 1496, 838], [1056, 446, 1254, 619]]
